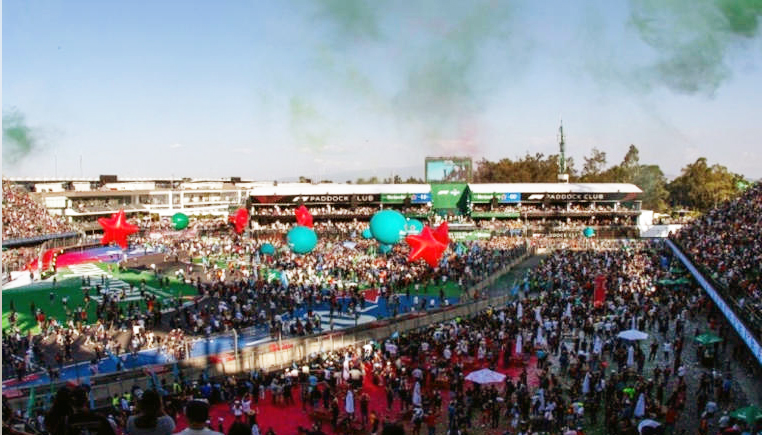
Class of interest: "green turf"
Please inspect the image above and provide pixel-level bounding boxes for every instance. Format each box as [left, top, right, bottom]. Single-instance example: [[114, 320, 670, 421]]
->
[[2, 263, 198, 334]]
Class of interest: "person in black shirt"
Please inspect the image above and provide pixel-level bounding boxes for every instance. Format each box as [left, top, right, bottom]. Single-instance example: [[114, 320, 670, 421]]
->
[[65, 386, 116, 435]]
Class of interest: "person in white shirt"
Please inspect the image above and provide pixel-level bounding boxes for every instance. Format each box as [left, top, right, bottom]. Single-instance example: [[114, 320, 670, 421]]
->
[[176, 401, 223, 435]]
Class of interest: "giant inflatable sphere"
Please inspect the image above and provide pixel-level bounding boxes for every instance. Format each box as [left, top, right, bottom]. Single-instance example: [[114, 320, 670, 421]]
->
[[369, 210, 407, 244], [405, 218, 424, 235], [287, 226, 318, 254], [260, 243, 276, 255], [171, 213, 189, 230]]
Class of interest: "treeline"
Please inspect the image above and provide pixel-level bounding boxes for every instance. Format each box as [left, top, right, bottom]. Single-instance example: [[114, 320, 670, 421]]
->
[[474, 145, 751, 212]]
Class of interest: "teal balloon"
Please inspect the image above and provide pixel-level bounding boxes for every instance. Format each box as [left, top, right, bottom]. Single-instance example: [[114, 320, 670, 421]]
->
[[287, 226, 318, 254], [370, 210, 407, 244], [171, 213, 189, 230], [362, 228, 373, 239], [260, 243, 275, 255], [379, 244, 392, 254], [405, 218, 424, 235], [583, 227, 595, 238]]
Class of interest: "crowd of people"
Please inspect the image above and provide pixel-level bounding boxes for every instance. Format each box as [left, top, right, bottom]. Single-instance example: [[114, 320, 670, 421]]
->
[[672, 183, 762, 339], [2, 180, 75, 240], [5, 239, 760, 435]]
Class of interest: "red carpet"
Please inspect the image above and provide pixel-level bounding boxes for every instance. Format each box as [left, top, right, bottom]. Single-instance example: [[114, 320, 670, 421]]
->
[[173, 354, 539, 434]]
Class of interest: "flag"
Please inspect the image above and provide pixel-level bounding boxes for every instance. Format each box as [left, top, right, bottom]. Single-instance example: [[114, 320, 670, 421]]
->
[[593, 275, 606, 308], [27, 386, 36, 417], [280, 271, 289, 288]]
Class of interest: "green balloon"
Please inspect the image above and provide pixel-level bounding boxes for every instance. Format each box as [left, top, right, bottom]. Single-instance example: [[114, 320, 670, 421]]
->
[[370, 210, 407, 244], [287, 226, 318, 254], [171, 213, 189, 230]]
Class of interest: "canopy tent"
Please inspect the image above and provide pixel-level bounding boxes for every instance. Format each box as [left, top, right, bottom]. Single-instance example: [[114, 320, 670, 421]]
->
[[730, 405, 762, 425], [694, 332, 724, 346], [617, 329, 649, 341], [465, 368, 506, 385]]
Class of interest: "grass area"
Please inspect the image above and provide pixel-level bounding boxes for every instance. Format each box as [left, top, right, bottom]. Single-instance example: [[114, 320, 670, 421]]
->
[[2, 262, 198, 334]]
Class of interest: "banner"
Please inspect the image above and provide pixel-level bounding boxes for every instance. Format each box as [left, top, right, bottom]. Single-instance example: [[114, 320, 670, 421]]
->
[[431, 183, 468, 211], [593, 275, 606, 308], [521, 192, 639, 202], [380, 193, 431, 204], [471, 212, 520, 218], [498, 192, 521, 203], [251, 194, 380, 204]]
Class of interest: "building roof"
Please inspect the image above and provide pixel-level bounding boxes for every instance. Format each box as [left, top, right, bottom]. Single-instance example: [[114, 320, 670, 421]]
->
[[248, 183, 431, 196]]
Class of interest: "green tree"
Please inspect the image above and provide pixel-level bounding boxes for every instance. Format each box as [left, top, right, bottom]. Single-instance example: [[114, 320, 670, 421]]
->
[[667, 157, 742, 210], [634, 164, 669, 211], [580, 148, 608, 182]]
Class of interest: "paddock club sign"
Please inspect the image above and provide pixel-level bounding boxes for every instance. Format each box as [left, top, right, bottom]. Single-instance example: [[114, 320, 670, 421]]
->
[[250, 194, 381, 205], [521, 192, 639, 202]]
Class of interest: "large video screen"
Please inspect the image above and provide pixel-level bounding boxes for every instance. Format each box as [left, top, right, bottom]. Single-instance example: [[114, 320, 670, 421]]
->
[[425, 157, 472, 183]]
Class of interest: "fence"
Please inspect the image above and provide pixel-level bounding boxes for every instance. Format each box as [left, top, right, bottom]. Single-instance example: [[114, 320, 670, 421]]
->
[[6, 248, 533, 413]]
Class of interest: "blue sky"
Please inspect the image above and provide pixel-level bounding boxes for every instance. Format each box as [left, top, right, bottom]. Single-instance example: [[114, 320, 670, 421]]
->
[[3, 0, 762, 180]]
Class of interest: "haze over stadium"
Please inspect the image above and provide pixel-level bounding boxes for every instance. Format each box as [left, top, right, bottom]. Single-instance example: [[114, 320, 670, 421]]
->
[[3, 1, 762, 180], [3, 3, 762, 435]]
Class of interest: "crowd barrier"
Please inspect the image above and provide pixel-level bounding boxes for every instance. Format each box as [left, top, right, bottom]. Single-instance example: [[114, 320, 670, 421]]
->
[[6, 247, 533, 412], [666, 239, 762, 367]]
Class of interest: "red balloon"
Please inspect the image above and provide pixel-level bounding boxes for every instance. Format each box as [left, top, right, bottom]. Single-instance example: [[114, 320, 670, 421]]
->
[[229, 208, 249, 234], [294, 205, 314, 228], [406, 226, 447, 268], [432, 222, 450, 245], [98, 209, 139, 249]]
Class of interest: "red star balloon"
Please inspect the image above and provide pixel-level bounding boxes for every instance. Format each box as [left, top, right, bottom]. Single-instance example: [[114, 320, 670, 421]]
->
[[98, 209, 139, 249], [229, 208, 249, 234], [294, 205, 313, 228], [432, 221, 450, 245], [406, 226, 447, 268]]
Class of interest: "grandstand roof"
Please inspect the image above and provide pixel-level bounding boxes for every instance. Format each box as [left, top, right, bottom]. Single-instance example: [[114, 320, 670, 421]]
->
[[248, 183, 432, 196], [467, 183, 642, 194]]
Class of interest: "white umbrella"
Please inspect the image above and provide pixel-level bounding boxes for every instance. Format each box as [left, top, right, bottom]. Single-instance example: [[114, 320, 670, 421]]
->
[[515, 334, 523, 355], [637, 419, 661, 434], [465, 368, 506, 385], [627, 346, 635, 367], [617, 329, 649, 341], [582, 372, 590, 395], [634, 393, 646, 418]]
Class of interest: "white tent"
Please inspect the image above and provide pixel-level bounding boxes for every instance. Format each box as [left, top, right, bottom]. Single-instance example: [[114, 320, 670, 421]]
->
[[637, 420, 661, 435], [617, 329, 649, 341], [465, 368, 506, 385]]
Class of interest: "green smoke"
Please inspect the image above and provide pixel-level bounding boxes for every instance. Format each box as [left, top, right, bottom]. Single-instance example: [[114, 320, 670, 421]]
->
[[629, 0, 762, 95], [3, 109, 42, 165], [313, 0, 381, 41], [305, 1, 518, 154], [289, 97, 331, 152]]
